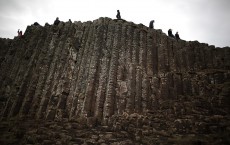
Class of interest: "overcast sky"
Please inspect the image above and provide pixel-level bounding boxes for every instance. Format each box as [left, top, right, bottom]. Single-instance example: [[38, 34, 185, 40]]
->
[[0, 0, 229, 47]]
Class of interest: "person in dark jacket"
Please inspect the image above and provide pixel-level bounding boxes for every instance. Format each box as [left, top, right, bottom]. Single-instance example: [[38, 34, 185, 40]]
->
[[116, 10, 121, 19], [149, 20, 155, 29], [168, 29, 175, 38], [175, 32, 180, 41], [54, 17, 60, 25]]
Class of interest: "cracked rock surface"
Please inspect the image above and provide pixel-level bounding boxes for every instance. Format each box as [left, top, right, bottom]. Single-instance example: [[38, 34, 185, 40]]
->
[[0, 17, 230, 144]]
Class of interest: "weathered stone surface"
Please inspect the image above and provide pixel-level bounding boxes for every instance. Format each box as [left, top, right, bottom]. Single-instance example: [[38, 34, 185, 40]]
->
[[0, 17, 229, 144]]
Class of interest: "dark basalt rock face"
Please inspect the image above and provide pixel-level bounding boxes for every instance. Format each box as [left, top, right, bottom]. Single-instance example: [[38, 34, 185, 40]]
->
[[0, 17, 229, 144]]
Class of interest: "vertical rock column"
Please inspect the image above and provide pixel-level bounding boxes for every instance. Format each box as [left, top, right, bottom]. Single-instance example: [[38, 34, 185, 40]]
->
[[104, 21, 121, 118]]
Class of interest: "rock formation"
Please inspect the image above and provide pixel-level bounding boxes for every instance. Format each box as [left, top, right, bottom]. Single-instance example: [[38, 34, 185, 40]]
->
[[0, 17, 229, 144]]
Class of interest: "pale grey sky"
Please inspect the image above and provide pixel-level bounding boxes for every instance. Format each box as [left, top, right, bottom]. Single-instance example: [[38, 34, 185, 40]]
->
[[0, 0, 229, 47]]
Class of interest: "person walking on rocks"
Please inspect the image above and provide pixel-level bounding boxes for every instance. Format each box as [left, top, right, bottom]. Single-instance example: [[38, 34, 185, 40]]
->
[[149, 20, 155, 29], [175, 31, 180, 41], [116, 10, 121, 19]]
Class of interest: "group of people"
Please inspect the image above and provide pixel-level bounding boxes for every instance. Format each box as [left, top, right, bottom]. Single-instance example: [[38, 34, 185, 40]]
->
[[18, 10, 181, 42], [116, 10, 181, 41], [148, 19, 180, 41], [17, 29, 23, 37], [149, 20, 180, 41], [17, 17, 69, 37], [168, 29, 180, 41]]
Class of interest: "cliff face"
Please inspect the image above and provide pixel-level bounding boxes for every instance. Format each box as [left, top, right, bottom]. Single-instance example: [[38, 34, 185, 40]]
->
[[0, 17, 230, 144]]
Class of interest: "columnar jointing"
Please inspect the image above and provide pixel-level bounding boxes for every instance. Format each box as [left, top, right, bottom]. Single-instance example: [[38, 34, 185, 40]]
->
[[0, 17, 229, 123]]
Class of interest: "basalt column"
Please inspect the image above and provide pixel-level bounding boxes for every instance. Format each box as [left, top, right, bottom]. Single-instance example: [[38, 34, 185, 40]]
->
[[0, 17, 229, 124]]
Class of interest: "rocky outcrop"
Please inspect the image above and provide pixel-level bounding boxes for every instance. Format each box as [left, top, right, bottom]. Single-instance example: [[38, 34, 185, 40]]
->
[[0, 17, 229, 144]]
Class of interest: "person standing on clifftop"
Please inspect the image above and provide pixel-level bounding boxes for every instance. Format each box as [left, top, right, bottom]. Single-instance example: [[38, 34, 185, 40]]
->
[[17, 29, 20, 36], [168, 29, 175, 38], [116, 10, 121, 19], [149, 20, 155, 29], [54, 17, 60, 25], [175, 32, 180, 41], [17, 29, 22, 37]]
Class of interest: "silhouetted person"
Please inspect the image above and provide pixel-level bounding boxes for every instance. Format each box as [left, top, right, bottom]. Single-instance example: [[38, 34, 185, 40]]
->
[[17, 29, 20, 36], [33, 22, 40, 26], [69, 19, 72, 23], [116, 10, 121, 19], [149, 20, 154, 29], [175, 32, 180, 41], [17, 29, 22, 37], [54, 17, 60, 25], [168, 29, 175, 38]]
